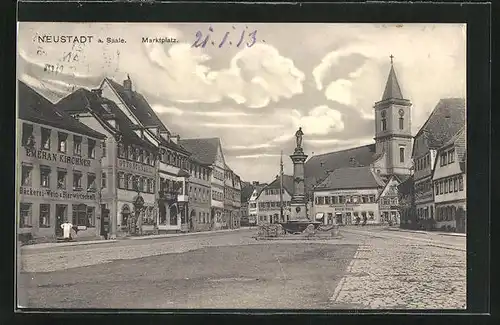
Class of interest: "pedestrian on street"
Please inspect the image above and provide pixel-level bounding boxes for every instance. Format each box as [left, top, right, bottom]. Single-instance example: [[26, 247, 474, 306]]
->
[[61, 221, 73, 241]]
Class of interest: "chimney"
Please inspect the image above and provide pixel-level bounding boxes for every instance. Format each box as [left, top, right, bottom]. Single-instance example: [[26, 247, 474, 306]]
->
[[123, 74, 132, 96]]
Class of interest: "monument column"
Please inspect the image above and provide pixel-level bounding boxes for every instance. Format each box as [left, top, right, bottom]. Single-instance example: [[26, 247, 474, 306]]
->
[[289, 127, 309, 221]]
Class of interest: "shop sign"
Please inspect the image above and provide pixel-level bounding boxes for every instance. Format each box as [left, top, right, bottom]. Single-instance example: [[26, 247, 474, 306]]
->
[[25, 149, 91, 167], [19, 186, 96, 201], [334, 207, 354, 211], [118, 158, 154, 174]]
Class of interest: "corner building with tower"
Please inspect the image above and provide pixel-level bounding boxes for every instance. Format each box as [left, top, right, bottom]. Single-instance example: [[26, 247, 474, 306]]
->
[[307, 57, 413, 225]]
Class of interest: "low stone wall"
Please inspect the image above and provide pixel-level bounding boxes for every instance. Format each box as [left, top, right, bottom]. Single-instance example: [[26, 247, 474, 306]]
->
[[255, 223, 340, 240]]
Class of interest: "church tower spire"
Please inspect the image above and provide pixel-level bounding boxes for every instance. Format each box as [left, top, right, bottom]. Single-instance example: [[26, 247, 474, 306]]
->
[[373, 55, 413, 176]]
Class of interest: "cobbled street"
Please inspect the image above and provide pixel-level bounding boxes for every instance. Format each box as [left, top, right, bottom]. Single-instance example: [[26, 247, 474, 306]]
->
[[18, 227, 466, 309]]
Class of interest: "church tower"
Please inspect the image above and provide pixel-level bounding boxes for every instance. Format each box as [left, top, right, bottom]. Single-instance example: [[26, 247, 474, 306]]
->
[[373, 56, 412, 176]]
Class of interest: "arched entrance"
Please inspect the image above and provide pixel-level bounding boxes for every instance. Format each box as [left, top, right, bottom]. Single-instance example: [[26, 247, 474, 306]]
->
[[169, 204, 178, 225], [190, 209, 196, 231]]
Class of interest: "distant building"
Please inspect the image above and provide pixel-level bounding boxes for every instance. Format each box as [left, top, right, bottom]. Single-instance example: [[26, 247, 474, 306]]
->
[[18, 81, 106, 242], [255, 175, 294, 224], [306, 58, 413, 223], [432, 127, 466, 232], [180, 138, 241, 230], [397, 175, 416, 228], [186, 157, 212, 232], [313, 167, 383, 224], [239, 181, 255, 226], [247, 181, 267, 225], [412, 98, 465, 228]]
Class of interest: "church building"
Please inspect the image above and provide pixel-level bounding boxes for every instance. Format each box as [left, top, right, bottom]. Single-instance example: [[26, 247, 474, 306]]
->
[[308, 57, 412, 224]]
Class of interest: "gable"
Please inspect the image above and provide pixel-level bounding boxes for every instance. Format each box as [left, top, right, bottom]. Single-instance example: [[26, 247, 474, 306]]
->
[[214, 141, 226, 167], [100, 80, 142, 128], [379, 176, 400, 198]]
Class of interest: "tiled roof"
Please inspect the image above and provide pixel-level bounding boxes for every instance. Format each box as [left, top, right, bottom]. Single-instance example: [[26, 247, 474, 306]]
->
[[441, 126, 466, 173], [315, 167, 384, 191], [260, 175, 294, 197], [381, 64, 404, 101], [397, 175, 414, 195], [412, 98, 465, 157], [104, 77, 189, 154], [241, 182, 255, 203], [105, 77, 168, 132], [179, 138, 221, 165], [305, 143, 377, 193], [18, 81, 105, 139], [56, 88, 157, 150]]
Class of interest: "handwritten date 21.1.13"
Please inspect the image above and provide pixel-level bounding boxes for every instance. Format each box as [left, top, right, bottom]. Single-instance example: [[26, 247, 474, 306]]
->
[[192, 26, 263, 49]]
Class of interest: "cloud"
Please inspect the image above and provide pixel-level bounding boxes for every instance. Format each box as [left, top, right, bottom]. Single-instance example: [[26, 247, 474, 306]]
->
[[291, 105, 345, 135], [234, 154, 281, 159], [152, 105, 184, 115], [202, 123, 284, 129], [227, 143, 275, 150]]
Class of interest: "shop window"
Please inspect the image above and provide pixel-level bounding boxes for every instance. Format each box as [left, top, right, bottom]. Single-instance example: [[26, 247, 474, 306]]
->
[[40, 166, 51, 188], [459, 176, 463, 191], [88, 139, 96, 159], [39, 204, 50, 228], [41, 128, 51, 150], [73, 171, 82, 190], [58, 132, 68, 153], [19, 203, 32, 228], [368, 211, 375, 220], [57, 169, 67, 189], [73, 135, 82, 156], [21, 164, 32, 186], [22, 123, 34, 147], [72, 204, 87, 227]]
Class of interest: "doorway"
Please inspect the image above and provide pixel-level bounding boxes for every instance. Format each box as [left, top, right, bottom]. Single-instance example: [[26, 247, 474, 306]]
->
[[55, 204, 67, 237]]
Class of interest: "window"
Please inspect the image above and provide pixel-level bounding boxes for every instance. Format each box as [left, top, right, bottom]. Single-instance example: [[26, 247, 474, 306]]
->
[[368, 211, 375, 220], [118, 172, 125, 189], [381, 118, 387, 131], [58, 132, 68, 153], [102, 141, 107, 157], [73, 135, 82, 156], [87, 139, 96, 158], [435, 183, 439, 196], [118, 143, 125, 158], [39, 204, 50, 228], [151, 179, 155, 193], [338, 196, 345, 204], [449, 178, 454, 193], [399, 117, 404, 130], [86, 206, 95, 227], [143, 178, 148, 192], [57, 169, 67, 189], [72, 204, 87, 227], [448, 149, 455, 163], [101, 172, 107, 188], [22, 123, 34, 146], [459, 176, 463, 191], [145, 151, 150, 165], [21, 165, 32, 186], [444, 179, 449, 193], [19, 203, 32, 228], [427, 155, 430, 168], [136, 149, 142, 162], [87, 173, 96, 191], [41, 128, 51, 150], [40, 166, 51, 188], [399, 147, 405, 163], [73, 171, 82, 190]]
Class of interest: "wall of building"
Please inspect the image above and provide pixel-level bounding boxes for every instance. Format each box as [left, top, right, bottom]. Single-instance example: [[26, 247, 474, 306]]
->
[[256, 189, 292, 224], [17, 119, 103, 241]]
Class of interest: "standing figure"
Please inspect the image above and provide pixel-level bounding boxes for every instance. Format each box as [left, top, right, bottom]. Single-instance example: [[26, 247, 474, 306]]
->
[[61, 221, 73, 241], [295, 127, 304, 149]]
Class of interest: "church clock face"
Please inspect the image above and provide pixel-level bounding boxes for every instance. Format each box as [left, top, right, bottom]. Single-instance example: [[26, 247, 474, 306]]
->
[[399, 109, 405, 116]]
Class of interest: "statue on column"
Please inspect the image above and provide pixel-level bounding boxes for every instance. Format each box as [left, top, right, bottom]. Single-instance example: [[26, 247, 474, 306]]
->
[[295, 127, 304, 149]]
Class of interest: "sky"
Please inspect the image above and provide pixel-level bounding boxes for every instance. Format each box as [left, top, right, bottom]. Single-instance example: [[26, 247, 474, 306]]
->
[[17, 23, 466, 183]]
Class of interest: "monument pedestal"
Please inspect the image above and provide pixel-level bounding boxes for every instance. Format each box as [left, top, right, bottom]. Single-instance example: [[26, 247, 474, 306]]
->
[[289, 147, 309, 221]]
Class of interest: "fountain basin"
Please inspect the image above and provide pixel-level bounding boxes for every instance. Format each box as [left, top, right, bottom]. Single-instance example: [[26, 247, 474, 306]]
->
[[280, 220, 322, 234]]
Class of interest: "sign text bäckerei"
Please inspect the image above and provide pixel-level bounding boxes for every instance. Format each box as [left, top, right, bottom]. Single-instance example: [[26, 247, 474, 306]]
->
[[25, 149, 92, 167], [19, 186, 96, 200]]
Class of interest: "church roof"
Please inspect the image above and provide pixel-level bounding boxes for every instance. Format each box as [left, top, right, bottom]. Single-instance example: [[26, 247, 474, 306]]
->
[[314, 167, 385, 191], [382, 63, 404, 101], [305, 143, 378, 193]]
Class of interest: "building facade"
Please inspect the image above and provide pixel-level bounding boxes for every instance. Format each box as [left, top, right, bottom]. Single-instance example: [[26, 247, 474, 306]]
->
[[256, 176, 293, 225], [224, 166, 242, 229], [397, 175, 416, 228], [432, 128, 466, 232], [377, 175, 406, 224], [411, 98, 465, 229], [18, 81, 106, 242], [56, 87, 159, 238], [313, 167, 383, 225], [187, 158, 212, 232]]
